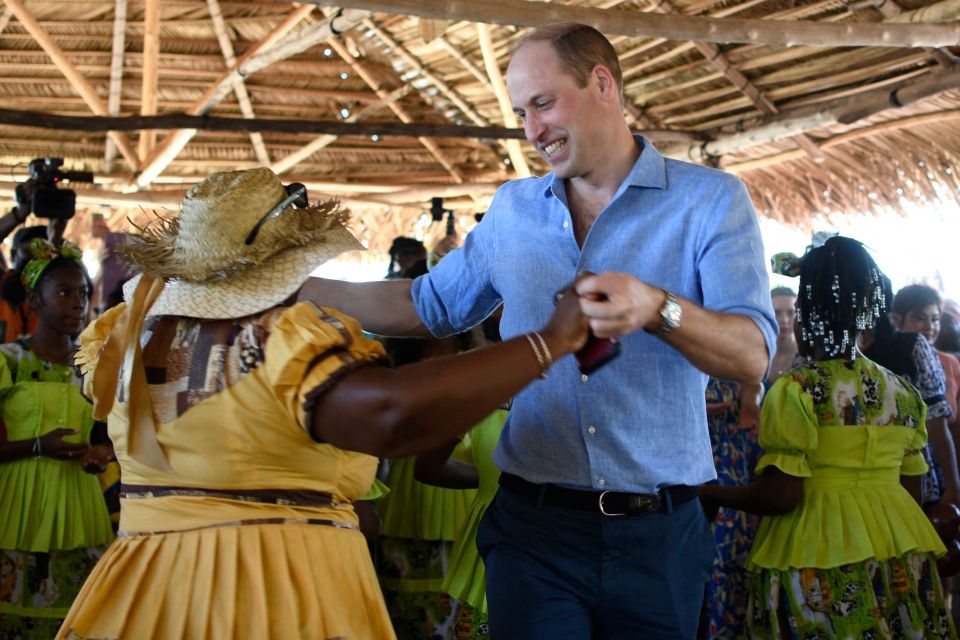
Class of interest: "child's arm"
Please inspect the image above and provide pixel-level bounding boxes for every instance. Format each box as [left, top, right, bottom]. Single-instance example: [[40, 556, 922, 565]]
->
[[414, 439, 479, 489]]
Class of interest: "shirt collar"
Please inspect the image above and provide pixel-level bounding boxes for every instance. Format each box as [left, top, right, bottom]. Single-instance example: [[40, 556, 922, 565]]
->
[[543, 135, 667, 199]]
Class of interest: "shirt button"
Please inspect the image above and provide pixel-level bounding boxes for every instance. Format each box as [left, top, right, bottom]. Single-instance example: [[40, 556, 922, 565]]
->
[[587, 425, 597, 435], [598, 477, 606, 487], [562, 220, 569, 229], [581, 374, 589, 383]]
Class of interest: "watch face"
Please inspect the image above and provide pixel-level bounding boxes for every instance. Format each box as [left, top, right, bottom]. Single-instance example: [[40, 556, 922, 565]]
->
[[662, 298, 681, 328]]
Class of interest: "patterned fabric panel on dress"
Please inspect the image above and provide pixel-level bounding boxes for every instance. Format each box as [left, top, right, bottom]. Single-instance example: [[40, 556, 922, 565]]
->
[[703, 378, 762, 640], [749, 553, 954, 640], [140, 311, 273, 421]]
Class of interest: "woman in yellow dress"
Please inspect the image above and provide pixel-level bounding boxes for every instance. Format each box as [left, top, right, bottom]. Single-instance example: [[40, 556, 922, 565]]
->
[[57, 168, 588, 640], [701, 236, 956, 639]]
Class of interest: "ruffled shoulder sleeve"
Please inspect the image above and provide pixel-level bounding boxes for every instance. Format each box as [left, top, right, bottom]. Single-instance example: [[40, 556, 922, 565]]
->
[[755, 373, 818, 478], [261, 302, 387, 431], [75, 303, 127, 399]]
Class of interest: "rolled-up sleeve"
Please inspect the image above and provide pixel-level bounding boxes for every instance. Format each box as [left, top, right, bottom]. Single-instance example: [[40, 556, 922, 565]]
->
[[695, 175, 778, 372]]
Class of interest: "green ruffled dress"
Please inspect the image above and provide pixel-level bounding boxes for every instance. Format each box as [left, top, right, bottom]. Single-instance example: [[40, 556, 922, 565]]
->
[[0, 342, 113, 638], [442, 409, 507, 640], [376, 439, 478, 639], [748, 356, 956, 639]]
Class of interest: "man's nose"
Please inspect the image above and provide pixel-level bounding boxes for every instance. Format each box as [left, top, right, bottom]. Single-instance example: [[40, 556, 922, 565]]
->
[[524, 113, 543, 143]]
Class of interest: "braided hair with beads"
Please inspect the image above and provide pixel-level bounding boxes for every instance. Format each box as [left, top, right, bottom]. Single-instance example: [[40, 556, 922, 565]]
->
[[796, 235, 887, 360]]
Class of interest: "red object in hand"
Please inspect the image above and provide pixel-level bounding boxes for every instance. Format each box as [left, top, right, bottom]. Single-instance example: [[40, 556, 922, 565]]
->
[[575, 333, 620, 375]]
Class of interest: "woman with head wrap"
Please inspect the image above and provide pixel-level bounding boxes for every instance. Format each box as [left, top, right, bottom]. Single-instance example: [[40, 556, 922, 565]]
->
[[57, 168, 588, 640], [702, 236, 956, 639], [0, 239, 113, 638]]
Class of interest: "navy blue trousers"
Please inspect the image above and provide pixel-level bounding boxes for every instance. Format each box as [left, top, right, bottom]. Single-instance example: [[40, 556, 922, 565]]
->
[[477, 484, 713, 639]]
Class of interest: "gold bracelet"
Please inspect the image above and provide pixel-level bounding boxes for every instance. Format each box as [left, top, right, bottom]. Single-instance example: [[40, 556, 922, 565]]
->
[[532, 331, 553, 370], [524, 333, 547, 379]]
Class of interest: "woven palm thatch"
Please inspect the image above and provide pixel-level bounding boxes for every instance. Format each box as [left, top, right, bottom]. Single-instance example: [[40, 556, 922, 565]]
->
[[0, 0, 956, 254]]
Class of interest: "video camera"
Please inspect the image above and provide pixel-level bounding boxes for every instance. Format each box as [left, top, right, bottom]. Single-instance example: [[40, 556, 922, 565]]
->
[[15, 158, 94, 220]]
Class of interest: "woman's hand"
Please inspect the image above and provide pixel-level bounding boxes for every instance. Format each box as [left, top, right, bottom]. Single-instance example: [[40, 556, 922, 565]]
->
[[81, 444, 115, 474], [39, 428, 90, 461], [541, 282, 591, 356]]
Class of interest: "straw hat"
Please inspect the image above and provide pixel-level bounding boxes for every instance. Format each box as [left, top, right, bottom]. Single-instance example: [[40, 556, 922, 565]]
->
[[121, 168, 361, 319]]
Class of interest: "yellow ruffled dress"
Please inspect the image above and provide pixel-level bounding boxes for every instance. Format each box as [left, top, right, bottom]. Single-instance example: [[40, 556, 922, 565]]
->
[[747, 357, 955, 639], [58, 303, 396, 640]]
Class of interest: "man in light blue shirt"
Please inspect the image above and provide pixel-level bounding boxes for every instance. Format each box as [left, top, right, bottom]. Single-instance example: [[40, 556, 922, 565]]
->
[[302, 22, 775, 639]]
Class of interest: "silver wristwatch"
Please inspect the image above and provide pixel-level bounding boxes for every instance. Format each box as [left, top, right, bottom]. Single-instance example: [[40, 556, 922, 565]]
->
[[654, 289, 682, 337]]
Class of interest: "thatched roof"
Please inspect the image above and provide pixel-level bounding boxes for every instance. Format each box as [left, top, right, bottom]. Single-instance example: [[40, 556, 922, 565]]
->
[[0, 0, 958, 253]]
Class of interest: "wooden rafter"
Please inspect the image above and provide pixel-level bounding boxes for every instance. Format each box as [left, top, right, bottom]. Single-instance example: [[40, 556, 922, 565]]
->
[[476, 23, 530, 178], [437, 36, 488, 86], [136, 7, 370, 188], [270, 85, 411, 175], [362, 18, 495, 133], [2, 0, 141, 171], [325, 36, 469, 185], [207, 0, 270, 166], [726, 109, 960, 173], [0, 7, 12, 34], [139, 0, 159, 159], [103, 0, 126, 173], [303, 0, 960, 48], [851, 0, 958, 67], [665, 68, 960, 161], [652, 0, 825, 162]]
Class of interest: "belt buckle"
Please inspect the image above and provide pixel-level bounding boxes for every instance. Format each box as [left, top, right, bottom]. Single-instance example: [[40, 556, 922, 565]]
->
[[598, 490, 626, 516]]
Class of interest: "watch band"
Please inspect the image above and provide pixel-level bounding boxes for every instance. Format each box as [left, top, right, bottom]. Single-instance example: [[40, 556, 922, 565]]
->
[[655, 289, 682, 337]]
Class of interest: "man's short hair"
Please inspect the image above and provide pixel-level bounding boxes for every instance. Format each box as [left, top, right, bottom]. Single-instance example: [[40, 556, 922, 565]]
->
[[516, 23, 624, 106], [771, 286, 796, 298], [893, 283, 941, 316]]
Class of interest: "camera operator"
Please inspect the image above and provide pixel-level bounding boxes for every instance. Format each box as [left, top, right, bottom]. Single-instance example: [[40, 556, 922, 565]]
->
[[0, 178, 68, 341]]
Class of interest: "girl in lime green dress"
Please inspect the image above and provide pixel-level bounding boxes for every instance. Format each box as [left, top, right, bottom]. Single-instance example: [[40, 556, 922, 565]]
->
[[0, 241, 113, 638], [702, 236, 956, 639]]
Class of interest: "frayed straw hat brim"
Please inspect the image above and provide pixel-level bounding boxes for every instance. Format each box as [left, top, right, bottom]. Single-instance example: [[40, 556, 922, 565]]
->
[[124, 224, 362, 320]]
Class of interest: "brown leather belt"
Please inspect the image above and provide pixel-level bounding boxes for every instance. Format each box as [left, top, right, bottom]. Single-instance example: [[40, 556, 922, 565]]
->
[[498, 472, 699, 516]]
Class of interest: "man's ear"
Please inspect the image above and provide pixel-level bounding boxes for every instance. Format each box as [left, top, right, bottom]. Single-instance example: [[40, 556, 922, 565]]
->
[[891, 312, 903, 330], [591, 64, 618, 103]]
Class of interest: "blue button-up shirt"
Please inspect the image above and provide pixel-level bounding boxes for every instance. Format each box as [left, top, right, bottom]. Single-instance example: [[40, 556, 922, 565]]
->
[[412, 137, 777, 493]]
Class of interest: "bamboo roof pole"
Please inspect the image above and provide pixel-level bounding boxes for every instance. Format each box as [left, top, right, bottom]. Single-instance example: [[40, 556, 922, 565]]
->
[[437, 36, 488, 85], [139, 0, 159, 160], [135, 7, 367, 188], [207, 0, 269, 166], [269, 84, 412, 174], [0, 7, 10, 33], [2, 0, 141, 171], [304, 0, 960, 48], [433, 32, 527, 164], [103, 0, 126, 173], [364, 19, 491, 127], [851, 0, 958, 66], [665, 68, 960, 161], [651, 0, 825, 162], [725, 109, 960, 173], [135, 5, 317, 187], [476, 23, 530, 178], [324, 36, 469, 187]]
